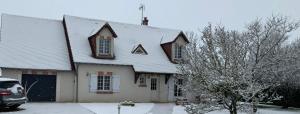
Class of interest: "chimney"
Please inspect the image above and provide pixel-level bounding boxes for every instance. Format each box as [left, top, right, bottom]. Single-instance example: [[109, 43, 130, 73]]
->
[[142, 17, 149, 26]]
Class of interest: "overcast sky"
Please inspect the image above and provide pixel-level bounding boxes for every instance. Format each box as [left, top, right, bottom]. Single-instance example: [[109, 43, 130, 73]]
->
[[0, 0, 300, 41]]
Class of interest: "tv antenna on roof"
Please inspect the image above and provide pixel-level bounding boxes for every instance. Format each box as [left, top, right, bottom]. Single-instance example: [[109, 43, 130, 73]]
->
[[139, 3, 145, 23]]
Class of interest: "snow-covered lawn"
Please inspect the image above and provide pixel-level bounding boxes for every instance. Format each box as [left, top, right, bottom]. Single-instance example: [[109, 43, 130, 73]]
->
[[2, 103, 299, 114], [80, 103, 187, 114], [80, 103, 300, 114], [1, 103, 94, 114]]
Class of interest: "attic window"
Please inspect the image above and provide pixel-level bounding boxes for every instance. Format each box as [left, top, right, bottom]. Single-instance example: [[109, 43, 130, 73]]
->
[[132, 44, 148, 55], [99, 38, 111, 55], [174, 43, 183, 59]]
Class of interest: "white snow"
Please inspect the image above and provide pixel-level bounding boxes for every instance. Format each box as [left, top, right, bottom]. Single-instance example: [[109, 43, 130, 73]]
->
[[0, 14, 182, 73], [64, 15, 182, 74], [80, 103, 300, 114], [1, 103, 299, 114], [7, 83, 23, 93], [0, 77, 17, 81], [0, 14, 72, 71], [4, 103, 94, 114]]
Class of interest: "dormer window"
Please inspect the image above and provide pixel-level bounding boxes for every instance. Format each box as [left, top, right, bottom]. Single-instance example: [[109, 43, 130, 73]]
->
[[88, 22, 117, 59], [99, 37, 111, 55], [161, 31, 189, 63], [174, 43, 182, 59]]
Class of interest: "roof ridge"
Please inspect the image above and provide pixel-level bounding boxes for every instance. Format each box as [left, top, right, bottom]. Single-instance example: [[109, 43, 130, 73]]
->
[[63, 14, 182, 32], [1, 13, 61, 22]]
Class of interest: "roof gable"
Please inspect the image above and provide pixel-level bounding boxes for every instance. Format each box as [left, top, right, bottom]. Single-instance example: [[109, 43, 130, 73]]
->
[[162, 31, 189, 44], [89, 22, 118, 38], [175, 31, 189, 43], [132, 44, 148, 55]]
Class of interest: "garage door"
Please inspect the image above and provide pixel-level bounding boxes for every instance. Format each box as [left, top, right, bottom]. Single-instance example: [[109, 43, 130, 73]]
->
[[22, 74, 56, 102]]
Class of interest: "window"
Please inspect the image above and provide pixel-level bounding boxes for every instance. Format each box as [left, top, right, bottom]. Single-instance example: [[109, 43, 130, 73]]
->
[[174, 79, 183, 97], [132, 44, 148, 55], [97, 76, 111, 91], [99, 38, 111, 55], [174, 44, 182, 59], [150, 78, 157, 90], [139, 75, 146, 86]]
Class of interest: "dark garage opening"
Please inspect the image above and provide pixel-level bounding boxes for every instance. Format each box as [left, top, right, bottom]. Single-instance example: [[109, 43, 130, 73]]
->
[[22, 74, 57, 102]]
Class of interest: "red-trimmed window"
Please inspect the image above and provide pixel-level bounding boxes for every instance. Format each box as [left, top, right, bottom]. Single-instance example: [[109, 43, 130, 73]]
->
[[97, 74, 112, 91]]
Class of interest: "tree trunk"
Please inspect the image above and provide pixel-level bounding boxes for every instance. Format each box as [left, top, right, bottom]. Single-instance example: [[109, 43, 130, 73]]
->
[[229, 109, 237, 114], [229, 100, 238, 114]]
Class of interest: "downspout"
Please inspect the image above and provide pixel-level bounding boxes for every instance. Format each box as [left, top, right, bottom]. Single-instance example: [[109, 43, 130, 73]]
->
[[75, 64, 79, 102]]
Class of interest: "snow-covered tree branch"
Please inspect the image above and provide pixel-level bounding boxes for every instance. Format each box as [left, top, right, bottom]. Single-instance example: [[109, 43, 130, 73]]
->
[[179, 16, 299, 114]]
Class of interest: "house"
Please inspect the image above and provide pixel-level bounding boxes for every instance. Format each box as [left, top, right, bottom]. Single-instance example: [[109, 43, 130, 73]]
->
[[0, 14, 189, 102]]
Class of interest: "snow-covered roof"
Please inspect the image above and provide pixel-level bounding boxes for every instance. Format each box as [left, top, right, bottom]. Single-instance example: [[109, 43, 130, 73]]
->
[[64, 15, 182, 74], [0, 14, 72, 71], [0, 77, 17, 81]]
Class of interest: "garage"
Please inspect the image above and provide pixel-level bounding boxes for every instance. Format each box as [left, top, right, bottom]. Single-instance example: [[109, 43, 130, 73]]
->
[[22, 74, 57, 102]]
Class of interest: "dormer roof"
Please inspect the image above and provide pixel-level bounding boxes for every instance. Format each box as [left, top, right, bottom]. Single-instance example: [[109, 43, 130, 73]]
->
[[89, 22, 118, 38], [160, 31, 189, 44]]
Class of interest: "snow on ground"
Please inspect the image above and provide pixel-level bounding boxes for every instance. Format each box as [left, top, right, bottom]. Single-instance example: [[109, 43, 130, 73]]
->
[[80, 103, 185, 114], [1, 103, 94, 114], [1, 103, 300, 114], [80, 103, 300, 114]]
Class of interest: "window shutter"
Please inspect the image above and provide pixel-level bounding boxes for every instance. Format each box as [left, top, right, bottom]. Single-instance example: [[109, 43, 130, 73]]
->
[[89, 74, 98, 92], [112, 75, 120, 92]]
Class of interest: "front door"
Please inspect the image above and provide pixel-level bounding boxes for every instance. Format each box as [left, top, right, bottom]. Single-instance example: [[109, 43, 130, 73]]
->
[[150, 77, 160, 102]]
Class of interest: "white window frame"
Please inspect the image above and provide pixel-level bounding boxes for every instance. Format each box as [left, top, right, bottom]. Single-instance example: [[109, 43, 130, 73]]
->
[[174, 43, 182, 59], [99, 38, 111, 55], [97, 75, 112, 91]]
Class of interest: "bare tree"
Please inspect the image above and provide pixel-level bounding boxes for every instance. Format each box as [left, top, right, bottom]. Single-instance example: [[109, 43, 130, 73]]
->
[[180, 16, 299, 114]]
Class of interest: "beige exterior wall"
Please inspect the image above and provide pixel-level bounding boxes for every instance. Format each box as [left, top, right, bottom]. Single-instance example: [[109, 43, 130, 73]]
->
[[1, 65, 175, 103], [77, 64, 171, 102], [1, 68, 75, 102], [56, 71, 75, 102]]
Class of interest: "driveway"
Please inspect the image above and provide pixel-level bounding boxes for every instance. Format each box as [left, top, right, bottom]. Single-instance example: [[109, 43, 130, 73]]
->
[[0, 103, 95, 114]]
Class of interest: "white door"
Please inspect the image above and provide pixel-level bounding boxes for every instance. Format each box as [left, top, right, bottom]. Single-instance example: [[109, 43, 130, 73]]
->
[[150, 77, 160, 102]]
